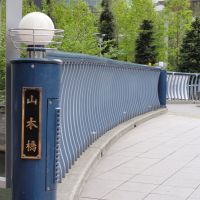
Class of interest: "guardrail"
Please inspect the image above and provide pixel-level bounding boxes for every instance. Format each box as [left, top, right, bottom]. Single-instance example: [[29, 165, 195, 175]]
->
[[167, 72, 200, 101], [48, 52, 166, 182]]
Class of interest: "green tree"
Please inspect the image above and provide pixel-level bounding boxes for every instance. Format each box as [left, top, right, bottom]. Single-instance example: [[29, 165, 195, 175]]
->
[[179, 17, 200, 73], [50, 0, 99, 55], [23, 0, 38, 15], [154, 11, 168, 64], [135, 20, 157, 65], [111, 0, 131, 60], [112, 0, 159, 62], [164, 0, 192, 70], [99, 0, 117, 56]]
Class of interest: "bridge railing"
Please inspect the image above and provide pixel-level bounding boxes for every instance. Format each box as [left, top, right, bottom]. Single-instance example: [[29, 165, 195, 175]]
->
[[167, 72, 200, 101], [48, 52, 166, 182]]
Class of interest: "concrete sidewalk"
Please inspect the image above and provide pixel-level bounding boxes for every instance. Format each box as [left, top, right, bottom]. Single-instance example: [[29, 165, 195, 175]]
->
[[79, 104, 200, 200]]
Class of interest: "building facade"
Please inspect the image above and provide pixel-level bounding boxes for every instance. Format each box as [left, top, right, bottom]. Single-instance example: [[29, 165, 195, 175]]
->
[[156, 0, 200, 16], [190, 0, 200, 16], [84, 0, 100, 7], [33, 0, 101, 9]]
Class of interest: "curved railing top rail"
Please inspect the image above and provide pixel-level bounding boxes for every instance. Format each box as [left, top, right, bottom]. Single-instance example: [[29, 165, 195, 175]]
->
[[167, 71, 200, 76], [47, 51, 161, 72]]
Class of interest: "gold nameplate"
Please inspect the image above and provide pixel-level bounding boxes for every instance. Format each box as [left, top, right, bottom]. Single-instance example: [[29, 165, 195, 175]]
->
[[21, 87, 42, 159]]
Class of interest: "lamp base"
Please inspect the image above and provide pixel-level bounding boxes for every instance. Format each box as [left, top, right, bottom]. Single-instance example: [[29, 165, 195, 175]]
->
[[27, 45, 46, 59]]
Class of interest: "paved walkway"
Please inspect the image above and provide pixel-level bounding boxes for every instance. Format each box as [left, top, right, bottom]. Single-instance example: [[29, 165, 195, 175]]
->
[[79, 104, 200, 200]]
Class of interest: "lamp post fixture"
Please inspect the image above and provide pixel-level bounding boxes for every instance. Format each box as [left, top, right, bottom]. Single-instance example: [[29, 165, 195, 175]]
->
[[93, 33, 106, 56], [8, 12, 64, 200], [9, 12, 63, 58]]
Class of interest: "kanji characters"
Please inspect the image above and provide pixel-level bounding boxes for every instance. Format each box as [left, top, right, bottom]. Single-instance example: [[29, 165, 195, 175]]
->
[[26, 117, 38, 130]]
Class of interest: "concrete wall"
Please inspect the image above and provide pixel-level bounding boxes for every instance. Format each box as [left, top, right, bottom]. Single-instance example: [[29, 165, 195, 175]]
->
[[0, 106, 5, 152]]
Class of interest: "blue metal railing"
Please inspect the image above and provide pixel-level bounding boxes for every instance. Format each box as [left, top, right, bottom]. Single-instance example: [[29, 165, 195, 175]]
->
[[167, 72, 200, 101], [48, 52, 165, 182]]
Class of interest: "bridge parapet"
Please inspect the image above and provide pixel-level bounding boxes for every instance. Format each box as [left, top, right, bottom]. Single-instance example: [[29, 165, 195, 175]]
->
[[48, 51, 166, 183]]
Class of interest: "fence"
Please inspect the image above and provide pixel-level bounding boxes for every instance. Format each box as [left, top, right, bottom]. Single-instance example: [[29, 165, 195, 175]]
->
[[167, 72, 200, 101], [47, 52, 165, 182]]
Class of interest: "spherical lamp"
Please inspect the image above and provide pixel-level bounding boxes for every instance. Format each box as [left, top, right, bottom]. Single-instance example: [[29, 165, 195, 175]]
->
[[18, 12, 55, 46]]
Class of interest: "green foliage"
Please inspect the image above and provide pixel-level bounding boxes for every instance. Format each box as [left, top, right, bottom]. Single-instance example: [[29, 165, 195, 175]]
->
[[100, 0, 115, 40], [50, 0, 99, 55], [153, 11, 168, 63], [135, 20, 157, 65], [164, 0, 192, 70], [179, 17, 200, 73], [0, 0, 6, 90], [99, 0, 117, 56], [112, 0, 160, 62], [23, 0, 38, 15], [111, 0, 131, 60]]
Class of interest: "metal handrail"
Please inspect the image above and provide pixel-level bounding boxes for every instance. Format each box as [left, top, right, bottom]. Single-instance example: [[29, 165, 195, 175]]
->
[[167, 72, 200, 101]]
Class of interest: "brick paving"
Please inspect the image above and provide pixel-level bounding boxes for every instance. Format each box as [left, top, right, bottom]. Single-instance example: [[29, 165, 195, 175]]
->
[[79, 104, 200, 200]]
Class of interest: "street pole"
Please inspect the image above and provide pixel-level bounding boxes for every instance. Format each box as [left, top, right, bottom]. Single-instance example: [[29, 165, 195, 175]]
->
[[93, 33, 106, 57], [99, 37, 102, 57], [6, 0, 22, 188], [6, 0, 22, 62]]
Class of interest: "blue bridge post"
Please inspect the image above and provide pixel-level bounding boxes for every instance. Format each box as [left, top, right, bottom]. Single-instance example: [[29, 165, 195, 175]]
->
[[10, 59, 62, 200], [158, 69, 167, 108]]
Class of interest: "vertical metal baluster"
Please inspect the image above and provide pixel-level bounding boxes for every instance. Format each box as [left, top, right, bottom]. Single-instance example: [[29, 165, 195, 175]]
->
[[55, 107, 61, 183]]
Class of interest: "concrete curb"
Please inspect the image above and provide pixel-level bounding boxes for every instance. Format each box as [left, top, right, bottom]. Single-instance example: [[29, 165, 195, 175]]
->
[[57, 108, 168, 200], [167, 100, 200, 104]]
